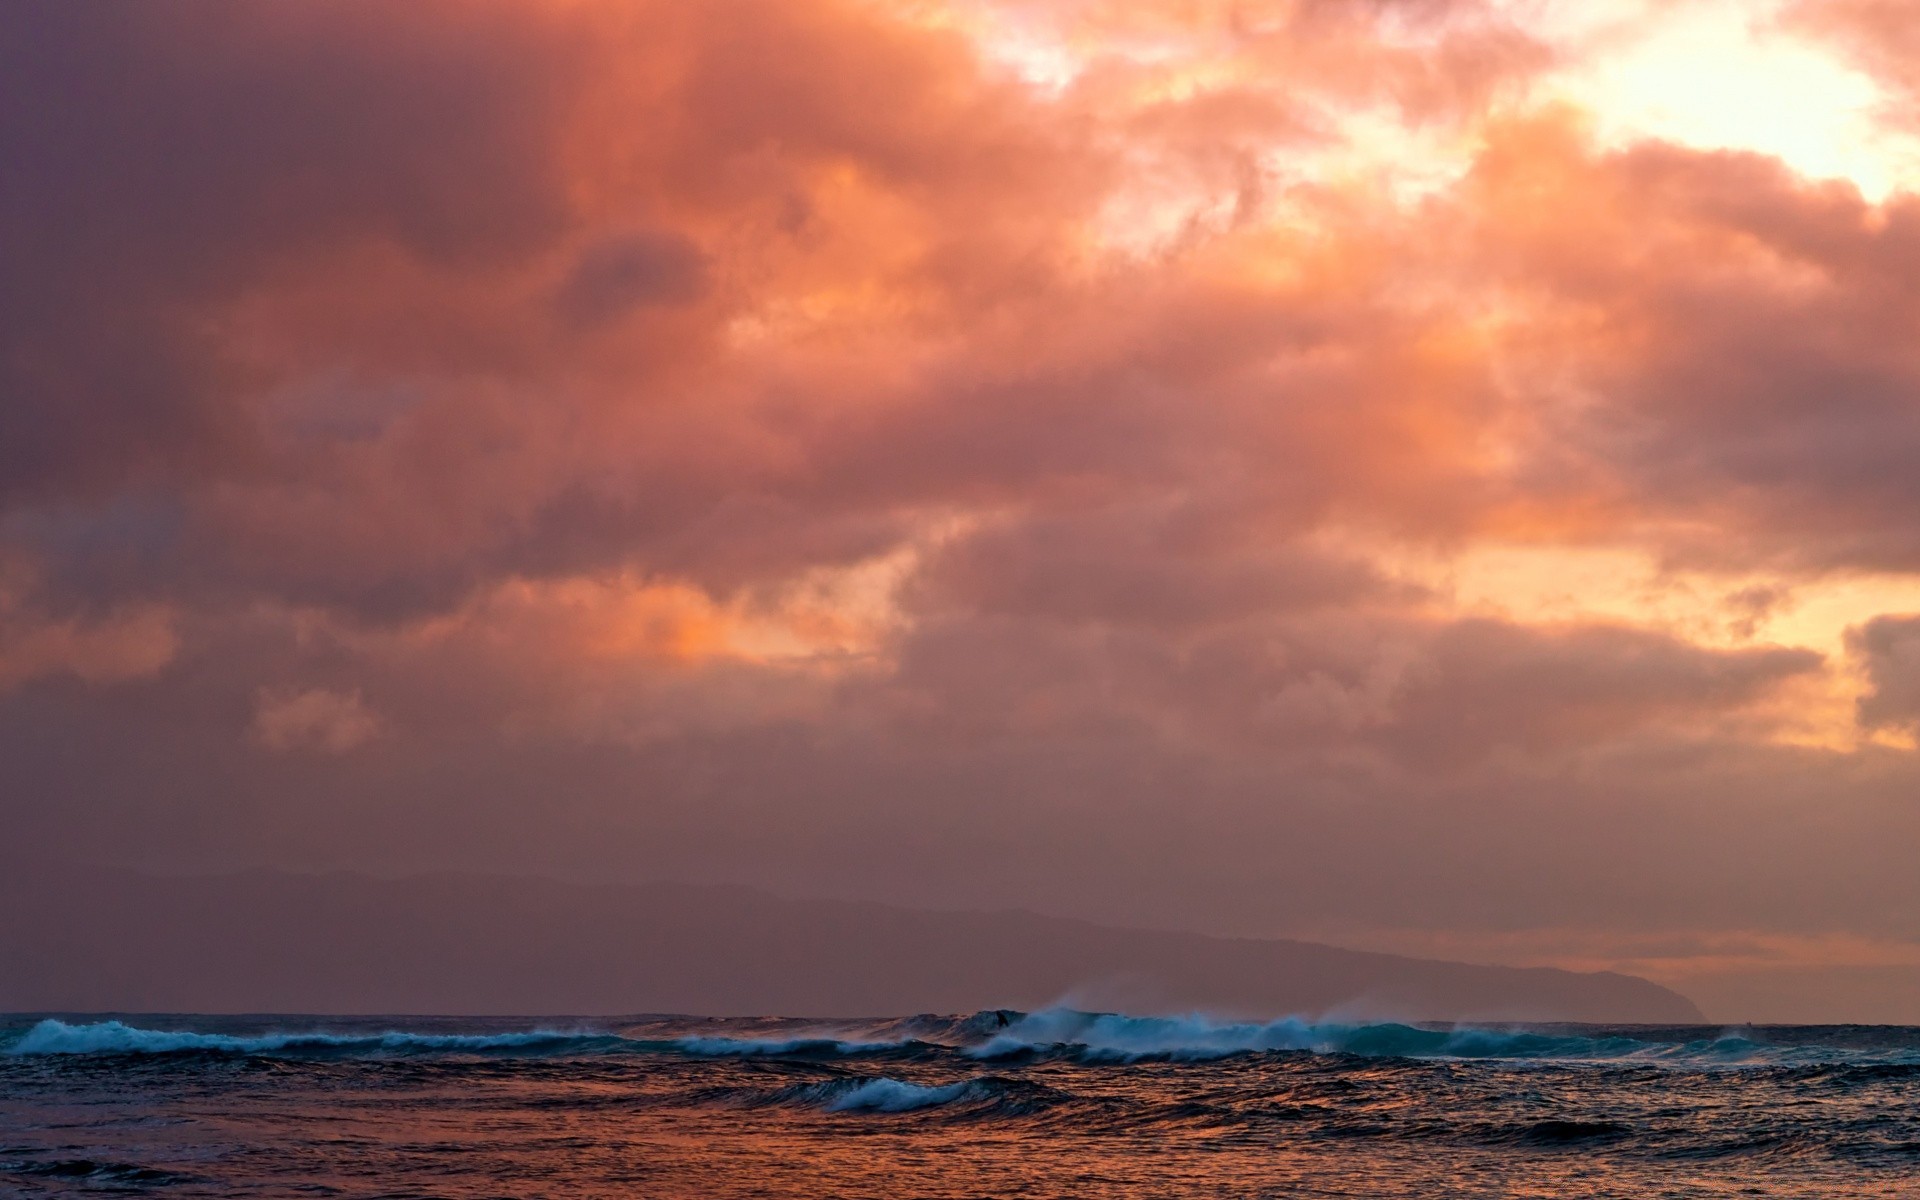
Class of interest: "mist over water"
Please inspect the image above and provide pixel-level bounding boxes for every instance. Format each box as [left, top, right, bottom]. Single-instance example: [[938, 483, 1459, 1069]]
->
[[5, 1011, 1919, 1198]]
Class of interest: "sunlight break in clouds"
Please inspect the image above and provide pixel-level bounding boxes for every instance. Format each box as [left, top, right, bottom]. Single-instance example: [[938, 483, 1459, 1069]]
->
[[1527, 0, 1920, 199]]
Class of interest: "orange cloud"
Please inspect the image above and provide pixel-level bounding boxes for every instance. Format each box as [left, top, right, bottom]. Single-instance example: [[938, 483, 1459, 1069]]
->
[[8, 0, 1920, 1018]]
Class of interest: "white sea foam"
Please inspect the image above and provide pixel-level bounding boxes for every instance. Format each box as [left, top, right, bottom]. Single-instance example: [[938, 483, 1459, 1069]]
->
[[6, 1019, 589, 1056], [9, 1013, 1911, 1067], [969, 1009, 1326, 1060], [962, 1008, 1920, 1066], [819, 1077, 980, 1112]]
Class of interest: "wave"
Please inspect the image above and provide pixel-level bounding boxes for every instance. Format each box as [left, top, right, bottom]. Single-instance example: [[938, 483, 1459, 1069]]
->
[[765, 1074, 1070, 1119], [10, 1012, 1917, 1067], [672, 1036, 920, 1058], [803, 1077, 983, 1113], [971, 1010, 1323, 1061], [4, 1019, 616, 1058], [964, 1010, 1920, 1066], [3, 1158, 196, 1186]]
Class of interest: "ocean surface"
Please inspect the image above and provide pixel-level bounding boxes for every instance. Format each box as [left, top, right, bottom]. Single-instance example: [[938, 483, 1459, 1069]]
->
[[4, 1010, 1919, 1198]]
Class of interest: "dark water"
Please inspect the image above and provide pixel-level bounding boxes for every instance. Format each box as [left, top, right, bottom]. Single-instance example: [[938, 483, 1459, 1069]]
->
[[5, 1011, 1920, 1198]]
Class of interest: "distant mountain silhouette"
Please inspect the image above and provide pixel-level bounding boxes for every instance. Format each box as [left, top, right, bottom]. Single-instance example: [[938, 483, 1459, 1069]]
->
[[1, 864, 1702, 1022]]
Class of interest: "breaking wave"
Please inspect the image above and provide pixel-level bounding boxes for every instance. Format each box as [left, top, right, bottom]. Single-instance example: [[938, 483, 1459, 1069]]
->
[[801, 1077, 982, 1113], [762, 1074, 1070, 1119], [9, 1012, 1918, 1067], [4, 1019, 616, 1057], [970, 1010, 1324, 1061], [967, 1010, 1920, 1065]]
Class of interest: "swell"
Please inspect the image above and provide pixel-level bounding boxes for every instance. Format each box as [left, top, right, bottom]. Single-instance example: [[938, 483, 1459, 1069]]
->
[[671, 1035, 939, 1060], [1, 1018, 943, 1062], [10, 1012, 1920, 1067], [4, 1019, 626, 1058], [754, 1074, 1069, 1118], [959, 1010, 1920, 1067]]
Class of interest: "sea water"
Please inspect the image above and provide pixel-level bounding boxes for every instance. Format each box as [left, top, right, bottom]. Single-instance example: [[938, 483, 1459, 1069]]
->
[[4, 1010, 1918, 1197]]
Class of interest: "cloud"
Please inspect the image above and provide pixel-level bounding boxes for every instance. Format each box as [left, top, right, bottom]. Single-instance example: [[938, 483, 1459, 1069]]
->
[[908, 502, 1391, 628], [0, 1, 585, 507], [553, 232, 710, 329], [4, 0, 1920, 1018], [1448, 112, 1920, 571], [0, 605, 177, 691], [862, 606, 1821, 772], [1849, 614, 1920, 732], [1788, 0, 1920, 121], [1380, 619, 1824, 768], [252, 687, 382, 754]]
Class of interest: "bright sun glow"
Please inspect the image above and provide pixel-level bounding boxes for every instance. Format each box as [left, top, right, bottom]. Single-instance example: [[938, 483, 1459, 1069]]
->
[[1527, 0, 1920, 200]]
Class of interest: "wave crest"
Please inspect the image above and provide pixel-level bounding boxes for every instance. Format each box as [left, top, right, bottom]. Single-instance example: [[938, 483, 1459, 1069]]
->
[[971, 1010, 1323, 1061], [766, 1074, 1067, 1118], [964, 1009, 1920, 1066], [5, 1019, 609, 1057], [814, 1077, 982, 1113], [11, 1012, 1916, 1067]]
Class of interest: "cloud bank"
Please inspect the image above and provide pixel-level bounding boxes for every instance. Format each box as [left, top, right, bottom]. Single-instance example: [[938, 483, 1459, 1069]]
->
[[5, 0, 1920, 1020]]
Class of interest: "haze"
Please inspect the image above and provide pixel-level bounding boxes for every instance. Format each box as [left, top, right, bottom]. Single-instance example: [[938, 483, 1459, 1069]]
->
[[6, 0, 1920, 1024]]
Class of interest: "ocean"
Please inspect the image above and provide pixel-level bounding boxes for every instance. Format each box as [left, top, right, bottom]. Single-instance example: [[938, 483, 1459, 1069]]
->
[[4, 1010, 1918, 1198]]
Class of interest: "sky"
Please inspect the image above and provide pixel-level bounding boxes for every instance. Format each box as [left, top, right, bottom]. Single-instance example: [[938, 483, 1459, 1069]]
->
[[5, 0, 1920, 1023]]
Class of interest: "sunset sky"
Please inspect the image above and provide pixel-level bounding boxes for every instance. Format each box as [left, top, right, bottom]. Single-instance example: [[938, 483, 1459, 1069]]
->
[[7, 0, 1920, 1022]]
